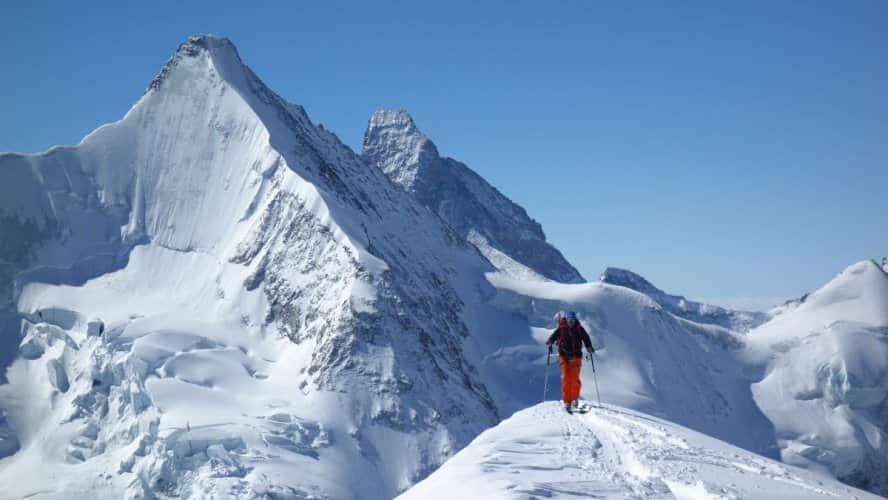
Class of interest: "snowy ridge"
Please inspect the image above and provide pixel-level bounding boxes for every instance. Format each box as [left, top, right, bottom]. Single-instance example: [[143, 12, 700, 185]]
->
[[362, 110, 585, 284], [479, 259, 888, 496], [400, 403, 881, 499], [600, 267, 769, 332], [480, 272, 774, 457]]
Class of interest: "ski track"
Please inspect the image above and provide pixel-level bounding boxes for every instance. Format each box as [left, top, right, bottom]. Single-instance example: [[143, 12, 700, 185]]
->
[[441, 403, 856, 500]]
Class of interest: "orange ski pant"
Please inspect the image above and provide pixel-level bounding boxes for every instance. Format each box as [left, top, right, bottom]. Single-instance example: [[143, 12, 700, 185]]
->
[[559, 356, 582, 403]]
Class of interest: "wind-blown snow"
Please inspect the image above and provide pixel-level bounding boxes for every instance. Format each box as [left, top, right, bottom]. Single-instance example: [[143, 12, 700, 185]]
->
[[400, 403, 881, 500]]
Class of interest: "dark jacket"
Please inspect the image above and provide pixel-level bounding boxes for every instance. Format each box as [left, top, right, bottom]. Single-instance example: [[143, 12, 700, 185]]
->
[[547, 320, 594, 358]]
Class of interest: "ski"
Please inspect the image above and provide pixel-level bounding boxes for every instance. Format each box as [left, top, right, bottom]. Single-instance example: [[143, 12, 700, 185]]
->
[[561, 402, 594, 414]]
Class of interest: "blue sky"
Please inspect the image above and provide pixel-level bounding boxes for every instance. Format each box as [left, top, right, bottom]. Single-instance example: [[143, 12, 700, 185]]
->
[[2, 1, 886, 305]]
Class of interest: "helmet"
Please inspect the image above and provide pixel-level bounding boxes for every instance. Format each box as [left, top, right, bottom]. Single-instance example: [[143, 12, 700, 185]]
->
[[566, 311, 577, 321]]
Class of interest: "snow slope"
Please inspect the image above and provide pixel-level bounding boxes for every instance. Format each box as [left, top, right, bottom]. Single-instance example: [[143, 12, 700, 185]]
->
[[400, 403, 881, 500], [362, 110, 585, 284], [600, 267, 769, 332]]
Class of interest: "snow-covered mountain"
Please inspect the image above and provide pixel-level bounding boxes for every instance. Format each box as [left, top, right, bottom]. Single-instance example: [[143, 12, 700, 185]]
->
[[600, 267, 769, 332], [1, 33, 886, 499], [0, 35, 503, 499], [400, 403, 881, 500], [362, 110, 585, 284], [744, 259, 888, 495]]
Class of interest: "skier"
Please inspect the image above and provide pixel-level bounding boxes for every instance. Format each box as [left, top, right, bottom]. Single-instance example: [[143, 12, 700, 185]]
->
[[546, 311, 595, 412]]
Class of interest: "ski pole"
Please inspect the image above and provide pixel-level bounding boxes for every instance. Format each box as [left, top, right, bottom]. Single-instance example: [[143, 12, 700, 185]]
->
[[543, 346, 552, 402], [588, 353, 602, 407]]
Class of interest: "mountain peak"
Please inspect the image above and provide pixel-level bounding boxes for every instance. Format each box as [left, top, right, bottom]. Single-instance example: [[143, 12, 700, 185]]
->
[[362, 111, 586, 284], [810, 259, 888, 311], [368, 109, 419, 131], [362, 110, 440, 190], [180, 34, 237, 52], [171, 34, 245, 66], [148, 34, 245, 92]]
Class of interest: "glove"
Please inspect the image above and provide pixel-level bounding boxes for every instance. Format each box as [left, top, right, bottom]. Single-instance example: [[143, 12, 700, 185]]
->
[[547, 344, 553, 354]]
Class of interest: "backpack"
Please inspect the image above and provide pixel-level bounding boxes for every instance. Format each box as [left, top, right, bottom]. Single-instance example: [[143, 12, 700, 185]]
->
[[556, 317, 583, 357]]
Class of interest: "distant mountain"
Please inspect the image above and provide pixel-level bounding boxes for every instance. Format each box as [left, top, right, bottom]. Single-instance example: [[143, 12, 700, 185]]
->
[[599, 267, 769, 332], [362, 110, 585, 284]]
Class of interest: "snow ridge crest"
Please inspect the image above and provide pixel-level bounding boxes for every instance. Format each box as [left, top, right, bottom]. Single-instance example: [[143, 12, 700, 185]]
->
[[600, 267, 768, 332]]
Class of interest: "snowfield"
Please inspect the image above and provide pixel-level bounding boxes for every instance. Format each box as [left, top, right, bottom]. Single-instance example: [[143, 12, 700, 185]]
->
[[399, 403, 881, 500], [1, 33, 886, 499]]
